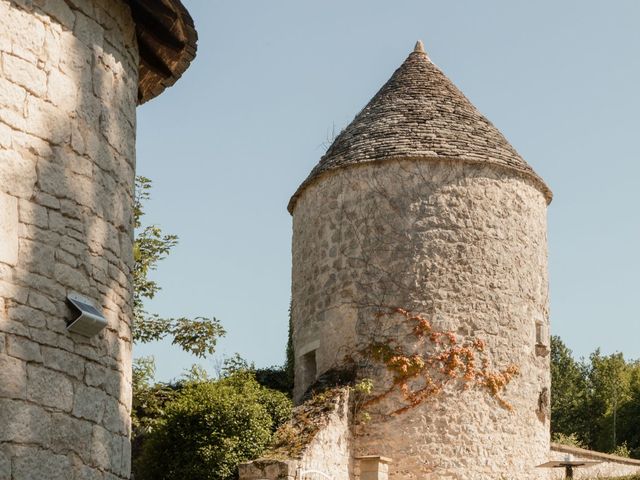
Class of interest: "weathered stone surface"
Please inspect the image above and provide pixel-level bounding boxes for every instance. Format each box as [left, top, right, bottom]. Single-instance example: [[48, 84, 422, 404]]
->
[[12, 447, 70, 480], [50, 412, 93, 463], [0, 353, 27, 398], [27, 364, 74, 411], [0, 449, 9, 480], [73, 384, 106, 423], [91, 425, 122, 472], [42, 345, 84, 379], [0, 150, 36, 199], [9, 304, 47, 328], [18, 198, 49, 228], [103, 396, 129, 435], [0, 398, 51, 444], [7, 334, 43, 362], [0, 76, 26, 111], [2, 53, 47, 96], [0, 0, 187, 477], [292, 112, 550, 480], [0, 193, 19, 266]]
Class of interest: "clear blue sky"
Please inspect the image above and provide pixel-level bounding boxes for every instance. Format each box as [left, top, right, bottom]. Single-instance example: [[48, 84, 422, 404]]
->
[[134, 0, 640, 381]]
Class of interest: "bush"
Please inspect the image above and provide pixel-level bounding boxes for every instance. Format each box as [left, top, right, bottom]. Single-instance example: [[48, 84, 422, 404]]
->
[[611, 442, 631, 458], [551, 432, 587, 449], [133, 371, 292, 480]]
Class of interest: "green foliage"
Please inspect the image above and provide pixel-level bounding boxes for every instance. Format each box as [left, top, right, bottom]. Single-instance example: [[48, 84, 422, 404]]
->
[[285, 300, 295, 391], [133, 368, 292, 480], [133, 176, 225, 357], [551, 432, 587, 449], [550, 335, 590, 444], [551, 336, 640, 459], [612, 442, 631, 458]]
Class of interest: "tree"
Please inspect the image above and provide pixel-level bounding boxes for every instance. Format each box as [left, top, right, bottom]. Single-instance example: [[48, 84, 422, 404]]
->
[[550, 336, 640, 459], [587, 350, 632, 452], [132, 368, 292, 480], [133, 176, 225, 357], [550, 335, 589, 443]]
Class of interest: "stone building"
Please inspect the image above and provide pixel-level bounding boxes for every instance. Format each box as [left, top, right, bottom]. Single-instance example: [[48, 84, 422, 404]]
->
[[287, 41, 554, 479], [0, 0, 196, 478]]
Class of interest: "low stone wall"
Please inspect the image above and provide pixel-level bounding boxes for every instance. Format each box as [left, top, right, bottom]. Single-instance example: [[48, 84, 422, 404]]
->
[[548, 443, 640, 479], [239, 388, 352, 480]]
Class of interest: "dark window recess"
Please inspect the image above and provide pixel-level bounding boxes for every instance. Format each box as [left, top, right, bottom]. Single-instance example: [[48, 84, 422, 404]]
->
[[301, 349, 317, 388]]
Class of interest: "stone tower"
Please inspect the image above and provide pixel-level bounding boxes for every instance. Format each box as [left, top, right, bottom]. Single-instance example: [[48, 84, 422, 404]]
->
[[289, 41, 552, 479], [0, 1, 196, 478]]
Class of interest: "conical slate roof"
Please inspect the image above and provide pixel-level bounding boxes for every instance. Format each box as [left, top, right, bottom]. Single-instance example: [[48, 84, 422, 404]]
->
[[288, 41, 551, 213]]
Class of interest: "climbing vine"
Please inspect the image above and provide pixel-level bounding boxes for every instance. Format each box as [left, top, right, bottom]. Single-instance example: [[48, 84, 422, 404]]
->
[[356, 307, 519, 415]]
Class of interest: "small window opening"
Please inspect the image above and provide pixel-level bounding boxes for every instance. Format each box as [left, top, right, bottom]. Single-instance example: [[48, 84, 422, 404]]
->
[[301, 349, 317, 390], [535, 322, 548, 346], [535, 322, 549, 356]]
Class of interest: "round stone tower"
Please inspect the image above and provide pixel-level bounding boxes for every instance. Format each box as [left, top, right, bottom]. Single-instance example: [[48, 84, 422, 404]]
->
[[289, 41, 552, 479], [0, 1, 196, 478]]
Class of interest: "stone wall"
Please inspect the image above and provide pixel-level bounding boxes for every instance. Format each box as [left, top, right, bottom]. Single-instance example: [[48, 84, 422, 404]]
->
[[0, 0, 138, 478], [239, 389, 352, 480], [548, 444, 640, 479], [291, 158, 550, 479]]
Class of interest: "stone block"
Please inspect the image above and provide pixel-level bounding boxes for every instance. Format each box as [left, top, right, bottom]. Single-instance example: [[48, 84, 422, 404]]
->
[[0, 122, 12, 148], [0, 77, 27, 111], [54, 263, 86, 291], [35, 0, 75, 29], [25, 95, 70, 144], [16, 269, 65, 299], [48, 210, 66, 233], [50, 412, 93, 463], [8, 304, 47, 328], [74, 466, 104, 480], [27, 363, 74, 411], [0, 316, 29, 335], [91, 425, 122, 472], [73, 384, 106, 423], [19, 239, 56, 277], [2, 52, 47, 96], [12, 447, 70, 480], [0, 449, 9, 480], [47, 68, 77, 111], [0, 150, 36, 198], [7, 334, 43, 362], [18, 198, 49, 228], [74, 11, 104, 48], [103, 397, 129, 435], [34, 191, 60, 209], [120, 436, 131, 478], [0, 398, 51, 445], [42, 345, 84, 380], [0, 192, 18, 265], [27, 290, 56, 314], [0, 354, 27, 398]]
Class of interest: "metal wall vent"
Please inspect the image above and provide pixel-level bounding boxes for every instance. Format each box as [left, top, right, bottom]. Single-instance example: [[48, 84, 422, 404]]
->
[[66, 293, 107, 337]]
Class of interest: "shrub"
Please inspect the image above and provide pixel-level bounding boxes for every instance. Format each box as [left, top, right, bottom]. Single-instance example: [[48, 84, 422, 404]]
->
[[133, 372, 292, 480], [552, 432, 587, 449], [611, 442, 631, 458]]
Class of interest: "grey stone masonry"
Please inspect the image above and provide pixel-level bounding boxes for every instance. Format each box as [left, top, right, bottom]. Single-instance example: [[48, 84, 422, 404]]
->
[[0, 0, 138, 478]]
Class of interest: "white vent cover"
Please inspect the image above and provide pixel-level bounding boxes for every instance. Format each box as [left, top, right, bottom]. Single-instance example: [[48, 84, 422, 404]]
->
[[66, 293, 107, 337]]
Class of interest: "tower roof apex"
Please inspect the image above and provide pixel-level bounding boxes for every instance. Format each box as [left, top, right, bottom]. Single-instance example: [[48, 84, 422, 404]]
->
[[288, 42, 551, 213]]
